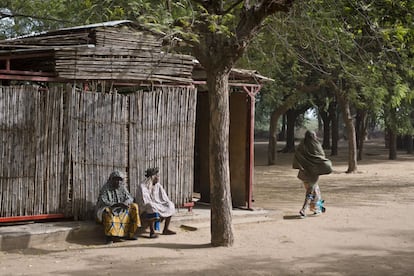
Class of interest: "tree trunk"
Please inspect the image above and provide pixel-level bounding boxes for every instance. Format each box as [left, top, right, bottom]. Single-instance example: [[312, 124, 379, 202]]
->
[[388, 129, 397, 160], [356, 109, 367, 161], [319, 109, 331, 149], [278, 114, 286, 141], [405, 134, 413, 154], [285, 109, 296, 152], [335, 90, 357, 172], [329, 100, 339, 156], [186, 0, 294, 248], [268, 110, 280, 165], [206, 69, 234, 247], [267, 94, 298, 164]]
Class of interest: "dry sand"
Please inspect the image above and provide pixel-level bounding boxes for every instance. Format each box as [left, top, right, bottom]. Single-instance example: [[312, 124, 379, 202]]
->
[[0, 139, 413, 276]]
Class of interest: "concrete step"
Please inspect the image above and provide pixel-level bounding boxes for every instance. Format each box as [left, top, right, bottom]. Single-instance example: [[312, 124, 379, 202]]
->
[[0, 208, 280, 251], [179, 215, 275, 231]]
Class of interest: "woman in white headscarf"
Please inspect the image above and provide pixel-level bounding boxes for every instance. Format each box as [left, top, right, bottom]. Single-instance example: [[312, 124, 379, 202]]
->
[[136, 167, 176, 238]]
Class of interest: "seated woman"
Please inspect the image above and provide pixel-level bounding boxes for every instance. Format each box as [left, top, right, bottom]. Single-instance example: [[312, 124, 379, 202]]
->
[[136, 167, 176, 238], [96, 170, 141, 244]]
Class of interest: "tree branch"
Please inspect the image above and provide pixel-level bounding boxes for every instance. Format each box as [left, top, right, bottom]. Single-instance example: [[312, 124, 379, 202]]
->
[[296, 84, 321, 93], [235, 0, 294, 53], [190, 0, 210, 10]]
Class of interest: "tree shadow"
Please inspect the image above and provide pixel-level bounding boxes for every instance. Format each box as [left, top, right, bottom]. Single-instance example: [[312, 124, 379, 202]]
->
[[283, 215, 303, 220], [122, 242, 212, 250]]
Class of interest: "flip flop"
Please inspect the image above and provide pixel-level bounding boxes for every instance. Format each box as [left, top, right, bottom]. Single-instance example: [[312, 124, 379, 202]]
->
[[162, 229, 176, 235], [149, 232, 159, 239]]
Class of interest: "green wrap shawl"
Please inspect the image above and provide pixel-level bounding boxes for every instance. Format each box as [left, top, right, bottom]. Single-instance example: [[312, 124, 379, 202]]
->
[[292, 131, 333, 176]]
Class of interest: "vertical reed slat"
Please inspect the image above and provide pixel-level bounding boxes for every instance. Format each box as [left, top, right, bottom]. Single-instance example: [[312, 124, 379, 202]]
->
[[10, 89, 16, 215], [0, 86, 5, 216], [27, 87, 36, 215], [62, 84, 72, 215], [72, 90, 81, 218]]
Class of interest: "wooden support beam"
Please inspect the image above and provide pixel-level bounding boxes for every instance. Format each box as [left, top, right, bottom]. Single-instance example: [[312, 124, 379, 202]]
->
[[0, 214, 66, 223], [0, 69, 57, 76], [0, 74, 66, 82]]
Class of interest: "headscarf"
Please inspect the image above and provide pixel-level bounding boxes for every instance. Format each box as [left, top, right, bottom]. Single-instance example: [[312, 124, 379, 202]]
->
[[145, 167, 159, 178], [96, 170, 133, 211], [292, 130, 332, 176], [109, 170, 125, 180], [143, 167, 159, 191]]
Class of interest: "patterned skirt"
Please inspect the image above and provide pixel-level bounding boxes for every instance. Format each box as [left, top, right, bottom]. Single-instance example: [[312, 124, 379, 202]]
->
[[102, 203, 141, 238], [303, 182, 322, 212]]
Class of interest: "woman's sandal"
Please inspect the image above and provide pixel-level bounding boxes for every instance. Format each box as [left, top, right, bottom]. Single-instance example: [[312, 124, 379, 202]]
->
[[149, 232, 159, 239], [162, 229, 176, 235]]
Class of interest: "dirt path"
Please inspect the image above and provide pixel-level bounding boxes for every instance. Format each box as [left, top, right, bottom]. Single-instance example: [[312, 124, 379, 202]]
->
[[1, 139, 414, 275]]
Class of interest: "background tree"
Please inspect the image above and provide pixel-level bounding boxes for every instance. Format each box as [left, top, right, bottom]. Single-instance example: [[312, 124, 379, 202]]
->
[[246, 0, 413, 171], [169, 0, 295, 247]]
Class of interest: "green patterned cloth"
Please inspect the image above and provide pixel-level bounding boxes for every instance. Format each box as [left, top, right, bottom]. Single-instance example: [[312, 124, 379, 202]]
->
[[96, 170, 134, 222]]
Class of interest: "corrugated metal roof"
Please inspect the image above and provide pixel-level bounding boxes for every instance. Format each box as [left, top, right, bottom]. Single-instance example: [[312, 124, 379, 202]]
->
[[7, 20, 140, 41], [58, 20, 133, 31]]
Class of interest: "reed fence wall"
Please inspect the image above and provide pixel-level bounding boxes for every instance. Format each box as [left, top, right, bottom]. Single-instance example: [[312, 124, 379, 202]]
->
[[0, 85, 197, 220]]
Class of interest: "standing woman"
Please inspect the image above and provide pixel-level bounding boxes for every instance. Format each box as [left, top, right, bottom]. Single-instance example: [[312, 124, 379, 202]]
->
[[293, 130, 333, 218]]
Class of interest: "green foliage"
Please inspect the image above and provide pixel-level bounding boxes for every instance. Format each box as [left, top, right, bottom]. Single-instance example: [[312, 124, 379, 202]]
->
[[1, 0, 173, 38], [2, 0, 413, 136], [238, 0, 414, 136]]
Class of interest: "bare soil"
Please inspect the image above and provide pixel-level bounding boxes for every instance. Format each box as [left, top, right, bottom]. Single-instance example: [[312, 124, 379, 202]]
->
[[1, 139, 414, 276]]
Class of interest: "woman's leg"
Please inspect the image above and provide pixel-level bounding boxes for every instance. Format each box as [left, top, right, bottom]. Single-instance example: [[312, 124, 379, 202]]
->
[[300, 182, 314, 217], [162, 217, 176, 235], [149, 221, 156, 236], [145, 213, 160, 238], [102, 208, 116, 244], [309, 184, 322, 213]]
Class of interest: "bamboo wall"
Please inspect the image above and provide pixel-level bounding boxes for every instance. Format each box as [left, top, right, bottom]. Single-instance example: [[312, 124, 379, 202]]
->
[[0, 85, 197, 220], [127, 87, 197, 207], [0, 86, 67, 217], [54, 48, 194, 83]]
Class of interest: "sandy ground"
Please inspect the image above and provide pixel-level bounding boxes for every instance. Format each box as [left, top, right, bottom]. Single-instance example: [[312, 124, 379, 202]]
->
[[1, 139, 414, 276]]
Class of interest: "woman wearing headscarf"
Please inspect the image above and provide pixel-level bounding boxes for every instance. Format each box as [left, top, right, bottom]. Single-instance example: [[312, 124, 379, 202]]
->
[[96, 170, 141, 244], [293, 130, 332, 218], [136, 167, 176, 238]]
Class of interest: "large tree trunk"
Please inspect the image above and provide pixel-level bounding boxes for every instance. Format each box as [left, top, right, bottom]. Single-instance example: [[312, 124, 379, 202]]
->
[[207, 69, 234, 247], [189, 0, 294, 248], [335, 89, 357, 172]]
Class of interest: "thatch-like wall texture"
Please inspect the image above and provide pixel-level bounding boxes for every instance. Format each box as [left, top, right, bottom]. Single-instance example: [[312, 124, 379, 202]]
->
[[0, 85, 197, 220]]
